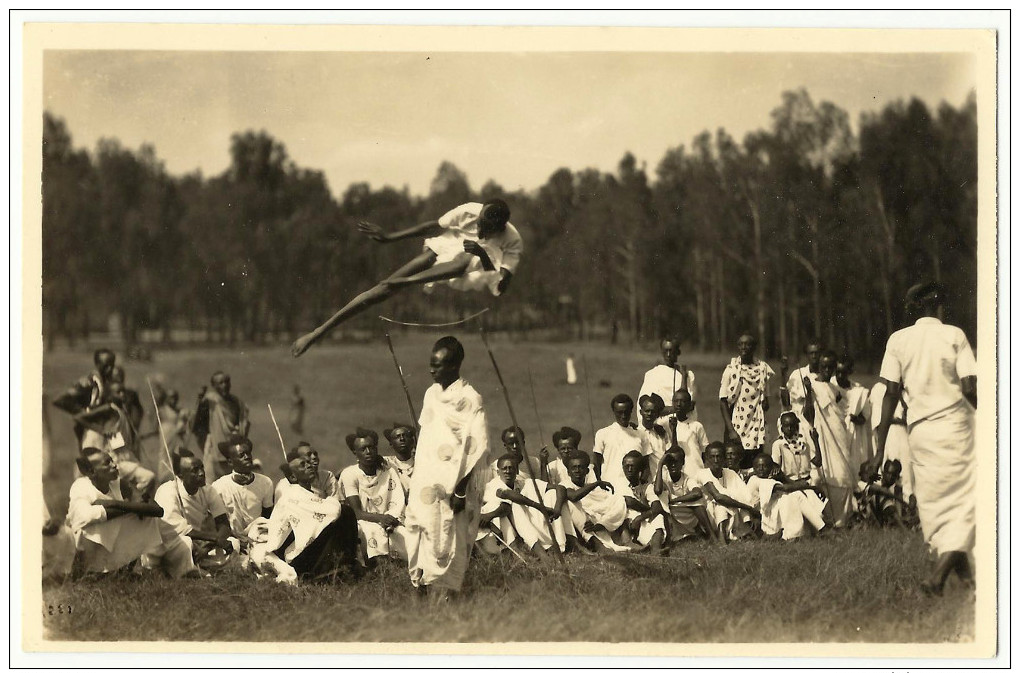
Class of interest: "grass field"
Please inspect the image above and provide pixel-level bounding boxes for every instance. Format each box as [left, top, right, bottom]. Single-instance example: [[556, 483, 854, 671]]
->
[[39, 337, 975, 643]]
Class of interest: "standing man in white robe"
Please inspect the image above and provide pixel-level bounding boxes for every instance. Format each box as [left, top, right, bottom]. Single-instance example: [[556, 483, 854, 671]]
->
[[404, 336, 491, 601], [872, 282, 977, 595], [639, 336, 699, 424], [802, 351, 856, 527], [835, 355, 873, 469], [780, 339, 824, 426]]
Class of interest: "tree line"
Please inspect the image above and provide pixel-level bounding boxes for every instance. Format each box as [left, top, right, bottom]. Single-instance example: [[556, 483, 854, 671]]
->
[[41, 88, 978, 360]]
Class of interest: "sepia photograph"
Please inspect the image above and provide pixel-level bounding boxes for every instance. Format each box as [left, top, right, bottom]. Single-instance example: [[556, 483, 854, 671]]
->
[[16, 13, 1002, 663]]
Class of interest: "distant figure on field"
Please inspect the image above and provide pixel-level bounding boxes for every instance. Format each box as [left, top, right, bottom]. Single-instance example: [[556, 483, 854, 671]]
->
[[194, 371, 250, 481], [289, 385, 305, 436]]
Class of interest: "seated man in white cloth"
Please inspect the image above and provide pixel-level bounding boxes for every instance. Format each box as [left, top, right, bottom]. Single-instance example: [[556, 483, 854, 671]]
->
[[477, 454, 571, 555], [488, 425, 541, 480], [616, 451, 668, 555], [67, 449, 197, 578], [639, 335, 699, 424], [653, 449, 713, 542], [275, 441, 338, 503], [872, 282, 977, 595], [251, 448, 361, 584], [77, 380, 156, 501], [695, 442, 759, 542], [404, 336, 491, 602], [154, 449, 240, 571], [561, 451, 630, 553], [292, 199, 522, 357], [746, 454, 826, 541], [211, 435, 275, 541], [340, 427, 408, 565], [540, 426, 585, 487]]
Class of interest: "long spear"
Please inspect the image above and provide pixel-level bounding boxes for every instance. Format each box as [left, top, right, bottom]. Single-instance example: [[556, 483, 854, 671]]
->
[[480, 328, 563, 558], [527, 365, 549, 463], [384, 332, 420, 432], [267, 403, 290, 465], [145, 377, 185, 513], [581, 353, 599, 459]]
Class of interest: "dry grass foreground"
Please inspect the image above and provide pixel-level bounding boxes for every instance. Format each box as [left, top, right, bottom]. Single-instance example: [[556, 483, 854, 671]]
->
[[42, 527, 973, 643]]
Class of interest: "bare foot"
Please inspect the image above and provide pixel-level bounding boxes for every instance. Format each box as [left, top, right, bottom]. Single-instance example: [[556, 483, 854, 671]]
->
[[291, 333, 316, 358]]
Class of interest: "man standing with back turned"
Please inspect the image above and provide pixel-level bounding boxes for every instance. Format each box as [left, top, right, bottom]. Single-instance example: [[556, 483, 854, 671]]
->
[[872, 282, 977, 596]]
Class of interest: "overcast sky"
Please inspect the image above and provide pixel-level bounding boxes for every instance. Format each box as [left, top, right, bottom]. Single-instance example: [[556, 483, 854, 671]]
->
[[43, 50, 975, 197]]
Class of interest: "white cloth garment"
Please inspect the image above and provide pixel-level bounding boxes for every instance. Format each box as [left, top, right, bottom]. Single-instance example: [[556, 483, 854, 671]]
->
[[404, 378, 491, 592], [746, 475, 825, 540], [211, 473, 275, 534], [66, 477, 194, 577], [340, 463, 408, 559], [477, 476, 567, 552], [879, 317, 976, 555], [719, 358, 775, 451], [638, 364, 699, 423], [593, 423, 650, 485], [695, 467, 753, 538], [671, 419, 708, 476], [422, 202, 524, 296]]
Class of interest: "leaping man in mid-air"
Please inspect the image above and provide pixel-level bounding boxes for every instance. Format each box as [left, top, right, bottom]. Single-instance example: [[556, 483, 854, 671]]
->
[[291, 199, 523, 357]]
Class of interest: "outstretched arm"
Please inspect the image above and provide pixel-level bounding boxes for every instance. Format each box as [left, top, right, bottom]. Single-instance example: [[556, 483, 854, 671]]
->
[[358, 220, 443, 243]]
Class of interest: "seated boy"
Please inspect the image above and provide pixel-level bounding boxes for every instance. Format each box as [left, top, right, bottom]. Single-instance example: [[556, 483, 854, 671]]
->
[[653, 449, 713, 542], [488, 426, 541, 480], [382, 422, 416, 496], [695, 442, 759, 542], [770, 412, 822, 483], [746, 454, 826, 540], [277, 441, 338, 502], [617, 450, 668, 555], [211, 435, 275, 541], [251, 448, 361, 584], [339, 428, 408, 564], [477, 453, 571, 554], [724, 439, 753, 482], [668, 390, 707, 476], [560, 450, 630, 553], [154, 449, 241, 571], [856, 459, 916, 528], [67, 449, 197, 578], [540, 426, 589, 486]]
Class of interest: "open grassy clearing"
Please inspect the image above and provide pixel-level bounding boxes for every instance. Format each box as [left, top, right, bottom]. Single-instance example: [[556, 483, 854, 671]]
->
[[40, 339, 972, 643]]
